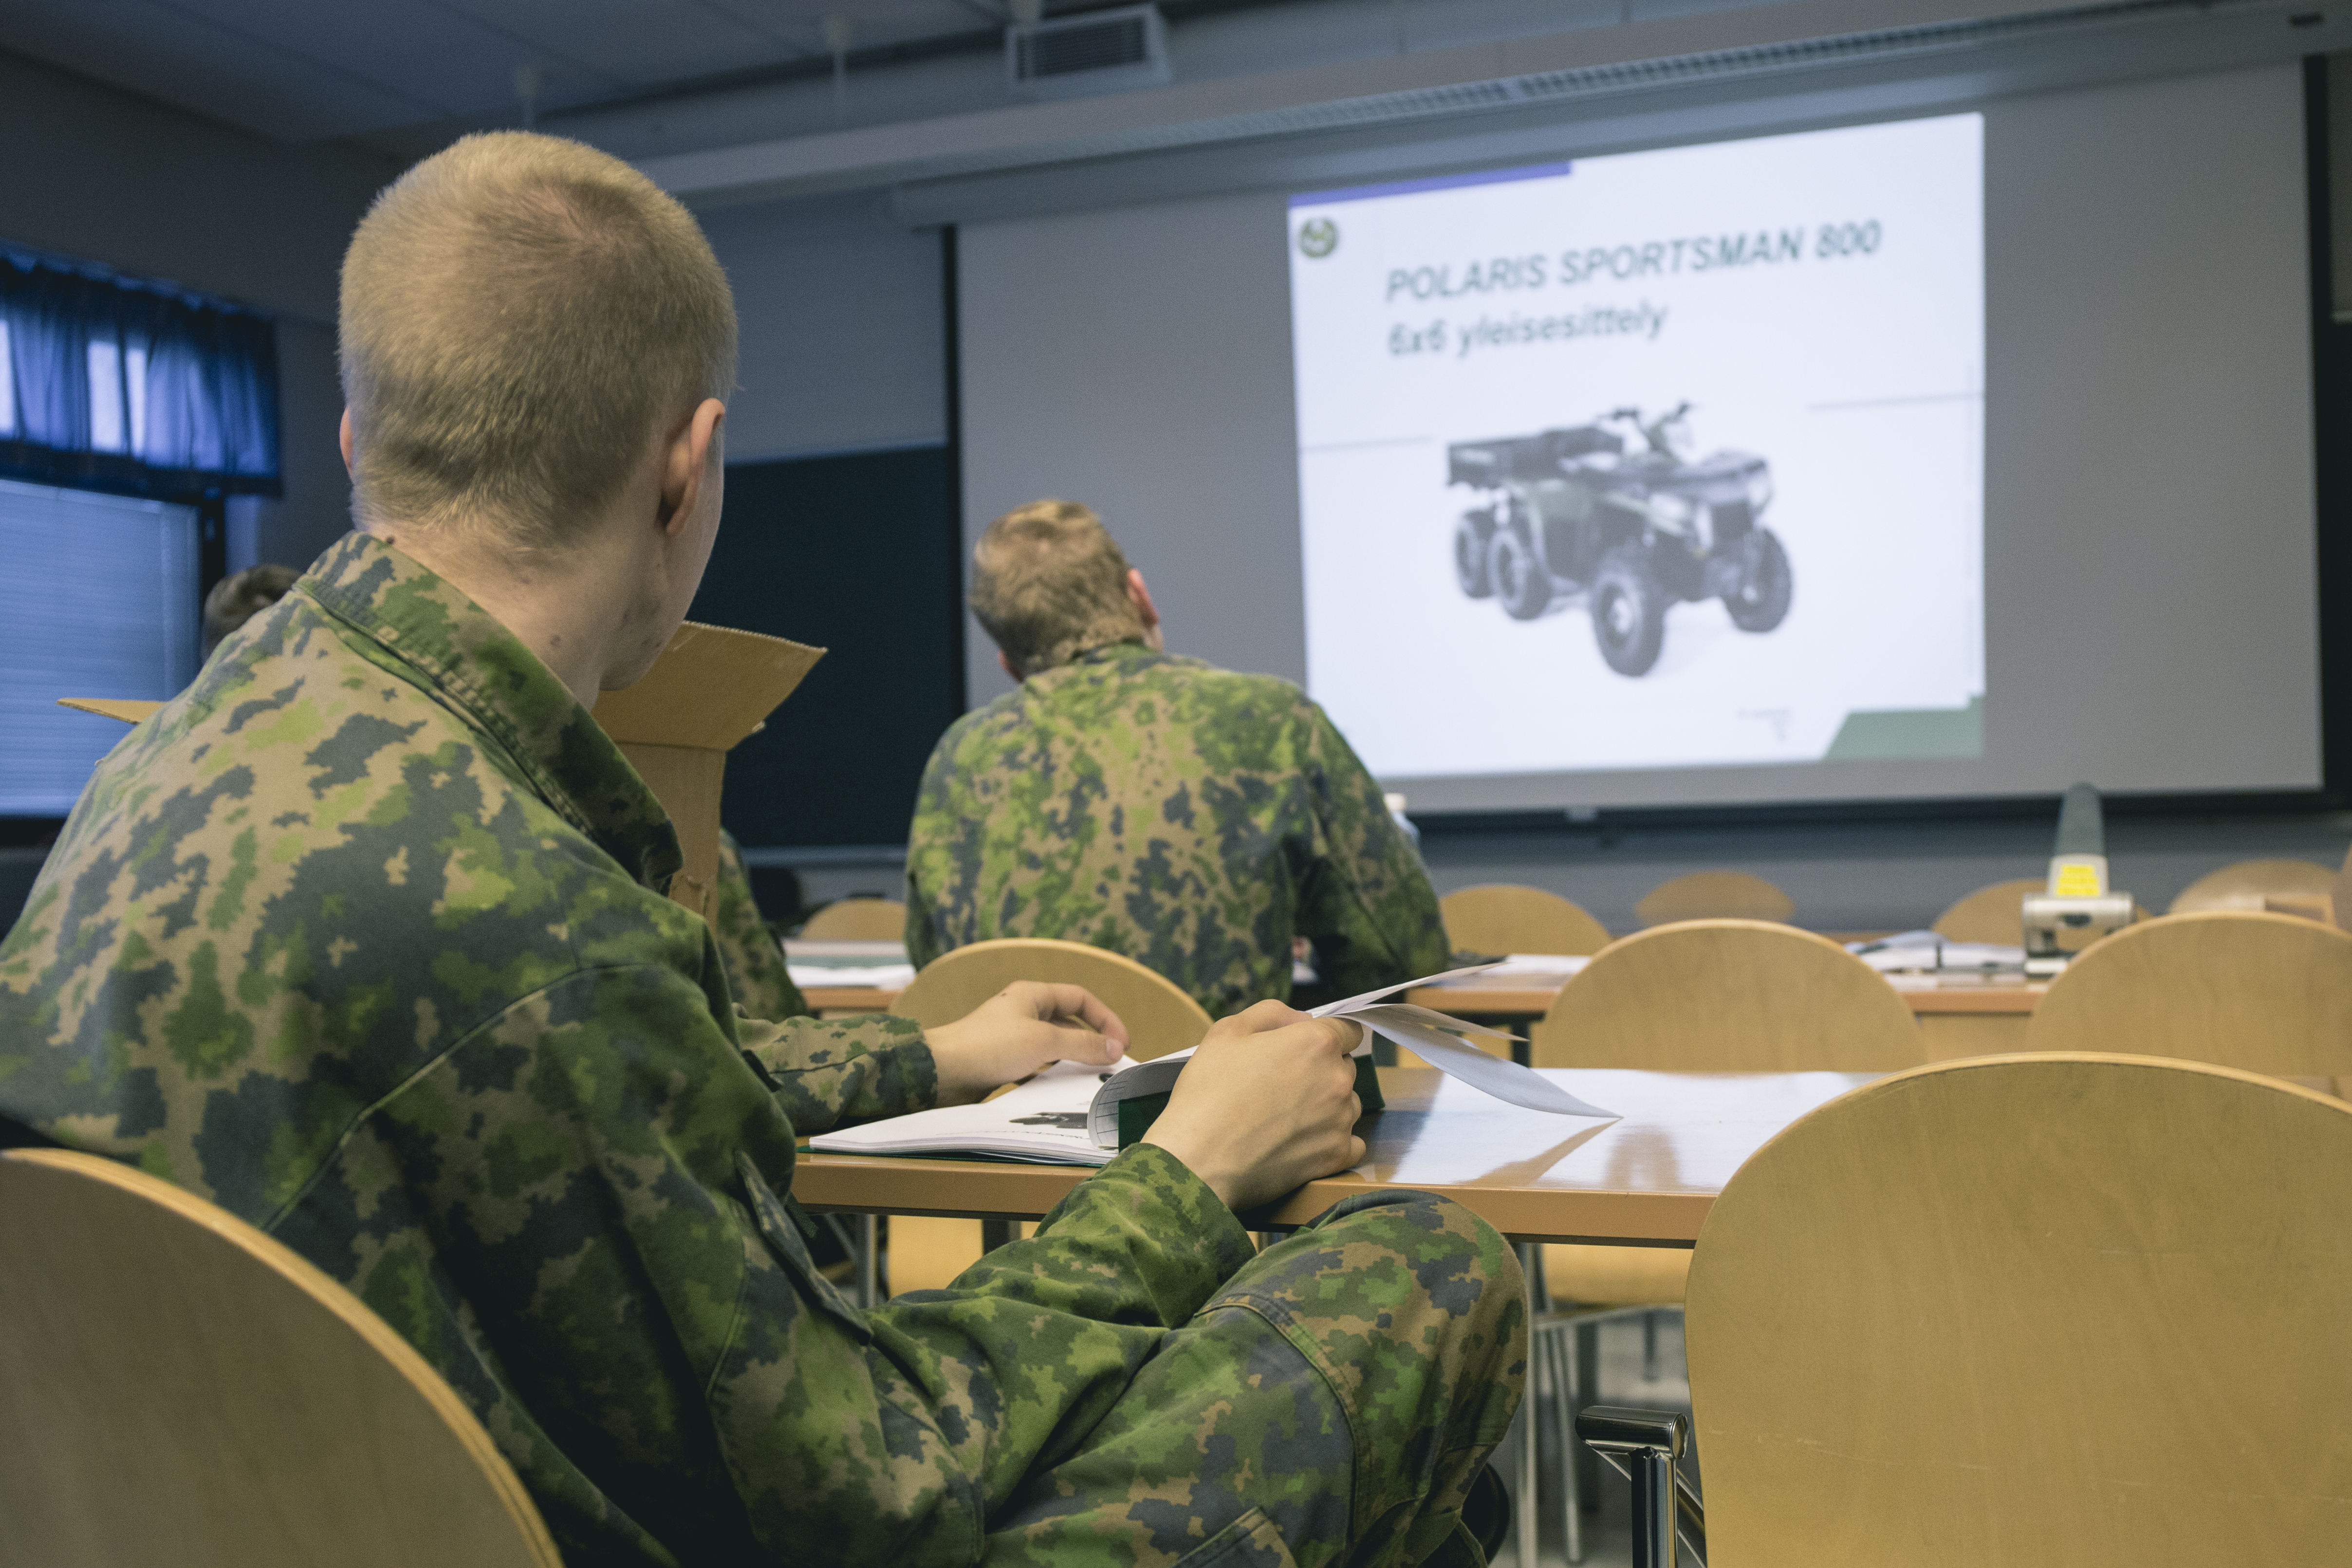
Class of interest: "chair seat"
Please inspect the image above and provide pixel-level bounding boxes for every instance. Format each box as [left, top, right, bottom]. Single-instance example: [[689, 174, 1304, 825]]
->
[[1545, 1243, 1690, 1307]]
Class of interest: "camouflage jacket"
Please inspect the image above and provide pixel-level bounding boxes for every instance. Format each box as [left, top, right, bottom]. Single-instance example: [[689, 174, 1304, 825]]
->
[[0, 535, 1259, 1568], [905, 642, 1448, 1016], [714, 830, 808, 1021]]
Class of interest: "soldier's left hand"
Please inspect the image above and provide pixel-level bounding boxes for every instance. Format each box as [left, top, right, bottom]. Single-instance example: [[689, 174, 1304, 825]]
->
[[923, 982, 1132, 1105]]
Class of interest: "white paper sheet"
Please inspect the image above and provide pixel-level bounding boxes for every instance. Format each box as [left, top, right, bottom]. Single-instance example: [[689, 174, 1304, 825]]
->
[[786, 963, 918, 990], [1342, 1003, 1619, 1118], [1845, 931, 2024, 973], [808, 1060, 1116, 1163]]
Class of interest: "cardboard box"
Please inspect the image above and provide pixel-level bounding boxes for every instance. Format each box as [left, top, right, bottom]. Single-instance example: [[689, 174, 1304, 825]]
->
[[588, 621, 823, 921], [60, 619, 819, 926]]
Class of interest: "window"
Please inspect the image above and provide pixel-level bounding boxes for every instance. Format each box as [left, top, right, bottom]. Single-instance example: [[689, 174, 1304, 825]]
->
[[0, 247, 279, 499], [0, 246, 281, 819], [0, 477, 199, 815]]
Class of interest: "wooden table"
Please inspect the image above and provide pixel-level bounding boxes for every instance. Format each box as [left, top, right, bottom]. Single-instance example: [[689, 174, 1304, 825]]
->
[[804, 985, 902, 1015], [795, 1066, 1882, 1246], [1406, 978, 2047, 1061]]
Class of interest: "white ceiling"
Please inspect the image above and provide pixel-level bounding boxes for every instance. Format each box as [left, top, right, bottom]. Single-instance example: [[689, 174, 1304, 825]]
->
[[0, 0, 1021, 143]]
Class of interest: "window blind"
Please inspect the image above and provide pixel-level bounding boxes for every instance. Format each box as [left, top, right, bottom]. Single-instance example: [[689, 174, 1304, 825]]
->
[[0, 477, 198, 815]]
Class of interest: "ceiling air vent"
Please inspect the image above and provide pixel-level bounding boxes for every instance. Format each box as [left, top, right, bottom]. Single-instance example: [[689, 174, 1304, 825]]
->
[[1007, 4, 1170, 100]]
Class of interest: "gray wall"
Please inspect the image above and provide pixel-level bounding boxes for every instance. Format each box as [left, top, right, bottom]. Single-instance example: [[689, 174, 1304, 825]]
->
[[698, 193, 947, 463], [0, 48, 399, 573], [959, 189, 1302, 712], [0, 54, 955, 572]]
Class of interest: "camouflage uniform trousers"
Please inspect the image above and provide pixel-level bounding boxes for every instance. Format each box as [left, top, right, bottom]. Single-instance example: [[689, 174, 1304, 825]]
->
[[908, 1190, 1525, 1568]]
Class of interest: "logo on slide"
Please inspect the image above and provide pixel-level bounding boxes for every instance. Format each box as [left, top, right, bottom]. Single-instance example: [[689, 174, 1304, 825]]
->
[[1296, 217, 1339, 258]]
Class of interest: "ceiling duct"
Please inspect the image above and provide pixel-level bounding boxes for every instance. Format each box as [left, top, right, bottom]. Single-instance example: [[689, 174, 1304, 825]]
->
[[639, 0, 2342, 216], [1008, 3, 1171, 100]]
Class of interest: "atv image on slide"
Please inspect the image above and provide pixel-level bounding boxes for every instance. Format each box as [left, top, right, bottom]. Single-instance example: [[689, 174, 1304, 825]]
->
[[1448, 405, 1792, 676]]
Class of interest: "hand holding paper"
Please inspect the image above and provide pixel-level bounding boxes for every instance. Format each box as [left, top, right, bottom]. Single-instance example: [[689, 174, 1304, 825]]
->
[[1137, 1000, 1369, 1212]]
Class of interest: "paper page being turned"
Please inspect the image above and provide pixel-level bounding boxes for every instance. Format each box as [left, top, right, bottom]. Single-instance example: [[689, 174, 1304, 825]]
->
[[1340, 1003, 1618, 1119], [1309, 966, 1618, 1120]]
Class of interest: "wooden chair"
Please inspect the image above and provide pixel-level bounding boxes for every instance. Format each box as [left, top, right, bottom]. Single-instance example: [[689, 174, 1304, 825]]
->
[[1523, 919, 1923, 1558], [2025, 910, 2352, 1076], [798, 896, 908, 941], [1632, 870, 1793, 927], [2167, 856, 2335, 915], [1440, 883, 1611, 956], [1929, 876, 2043, 945], [0, 1147, 562, 1568], [883, 939, 1217, 1294], [1530, 919, 1923, 1074], [1588, 1054, 2352, 1566]]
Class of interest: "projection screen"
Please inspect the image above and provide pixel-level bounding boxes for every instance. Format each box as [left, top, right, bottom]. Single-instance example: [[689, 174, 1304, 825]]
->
[[958, 62, 2317, 813]]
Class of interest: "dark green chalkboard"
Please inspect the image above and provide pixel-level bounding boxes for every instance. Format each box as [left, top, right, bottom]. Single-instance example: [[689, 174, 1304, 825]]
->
[[691, 444, 963, 849]]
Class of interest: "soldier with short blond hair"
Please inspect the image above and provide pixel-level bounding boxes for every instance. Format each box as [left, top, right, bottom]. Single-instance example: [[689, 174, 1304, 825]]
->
[[1, 135, 1521, 1568], [911, 500, 1453, 1019]]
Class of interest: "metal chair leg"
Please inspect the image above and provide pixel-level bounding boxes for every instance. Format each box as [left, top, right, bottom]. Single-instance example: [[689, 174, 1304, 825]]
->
[[1643, 1308, 1661, 1382], [1549, 1326, 1584, 1564], [1574, 1319, 1601, 1511], [1576, 1406, 1705, 1568], [1515, 1251, 1540, 1568]]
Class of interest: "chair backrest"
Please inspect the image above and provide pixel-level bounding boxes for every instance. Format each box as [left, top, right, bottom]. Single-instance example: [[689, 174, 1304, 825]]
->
[[1633, 869, 1794, 927], [799, 897, 908, 941], [892, 938, 1215, 1061], [1685, 1053, 2352, 1564], [1530, 919, 1922, 1070], [1439, 883, 1611, 956], [1929, 876, 2043, 945], [2024, 910, 2352, 1075], [2167, 856, 2336, 915], [0, 1148, 562, 1568]]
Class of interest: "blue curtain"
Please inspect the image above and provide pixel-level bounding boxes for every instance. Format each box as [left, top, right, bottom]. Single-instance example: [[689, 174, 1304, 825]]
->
[[0, 249, 280, 499]]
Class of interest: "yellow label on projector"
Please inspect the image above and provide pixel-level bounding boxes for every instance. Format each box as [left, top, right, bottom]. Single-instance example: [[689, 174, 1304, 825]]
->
[[2053, 864, 2101, 898]]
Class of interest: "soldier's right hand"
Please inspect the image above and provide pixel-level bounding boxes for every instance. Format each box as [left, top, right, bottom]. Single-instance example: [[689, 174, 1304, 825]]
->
[[1141, 1000, 1368, 1213]]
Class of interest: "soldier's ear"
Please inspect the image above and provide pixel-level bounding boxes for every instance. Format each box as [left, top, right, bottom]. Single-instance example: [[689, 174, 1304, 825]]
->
[[998, 649, 1024, 684], [659, 399, 727, 537], [1125, 569, 1161, 631]]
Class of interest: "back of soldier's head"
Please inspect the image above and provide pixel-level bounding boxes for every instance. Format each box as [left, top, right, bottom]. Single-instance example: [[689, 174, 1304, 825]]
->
[[970, 500, 1148, 677], [340, 132, 737, 549], [202, 563, 300, 656]]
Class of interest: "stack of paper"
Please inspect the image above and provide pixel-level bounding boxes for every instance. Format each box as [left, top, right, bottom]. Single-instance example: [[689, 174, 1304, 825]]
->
[[784, 938, 917, 992], [1845, 932, 2025, 975], [1450, 954, 1591, 983]]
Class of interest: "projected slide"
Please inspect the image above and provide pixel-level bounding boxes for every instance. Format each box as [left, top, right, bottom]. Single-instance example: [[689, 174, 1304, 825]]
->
[[1290, 114, 1984, 781]]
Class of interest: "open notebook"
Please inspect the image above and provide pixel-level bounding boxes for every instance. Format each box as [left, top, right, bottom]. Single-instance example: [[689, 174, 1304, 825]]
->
[[807, 967, 1618, 1166]]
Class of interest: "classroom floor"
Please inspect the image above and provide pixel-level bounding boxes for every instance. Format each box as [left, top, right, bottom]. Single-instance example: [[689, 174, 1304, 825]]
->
[[1500, 1312, 1695, 1568]]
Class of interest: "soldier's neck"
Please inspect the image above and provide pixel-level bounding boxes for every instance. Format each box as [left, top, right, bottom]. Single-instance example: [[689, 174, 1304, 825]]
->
[[364, 511, 676, 714]]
